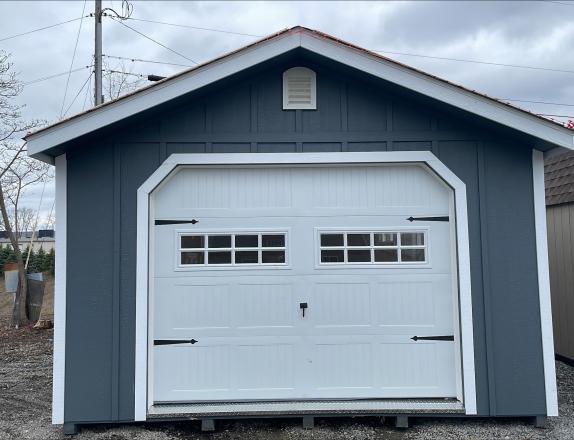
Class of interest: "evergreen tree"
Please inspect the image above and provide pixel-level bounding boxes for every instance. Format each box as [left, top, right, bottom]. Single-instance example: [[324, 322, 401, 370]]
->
[[47, 248, 55, 275], [36, 247, 46, 273]]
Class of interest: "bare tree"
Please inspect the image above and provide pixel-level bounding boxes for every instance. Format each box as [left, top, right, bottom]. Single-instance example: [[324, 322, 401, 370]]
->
[[0, 50, 48, 327], [0, 206, 36, 236], [103, 59, 146, 101]]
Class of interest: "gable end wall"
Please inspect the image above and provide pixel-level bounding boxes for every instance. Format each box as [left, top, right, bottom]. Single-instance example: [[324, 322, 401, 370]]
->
[[63, 55, 546, 422]]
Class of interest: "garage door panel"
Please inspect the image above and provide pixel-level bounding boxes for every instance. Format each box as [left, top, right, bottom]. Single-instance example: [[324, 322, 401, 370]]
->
[[312, 343, 373, 390], [310, 166, 449, 210], [154, 283, 232, 335], [377, 342, 457, 397], [155, 167, 293, 215], [234, 344, 297, 391], [312, 283, 371, 328], [154, 279, 298, 338], [154, 340, 301, 402], [154, 345, 233, 402], [374, 277, 453, 331]]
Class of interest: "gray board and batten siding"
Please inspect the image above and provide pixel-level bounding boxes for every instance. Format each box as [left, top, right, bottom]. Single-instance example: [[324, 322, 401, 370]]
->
[[63, 50, 545, 423], [546, 151, 574, 362]]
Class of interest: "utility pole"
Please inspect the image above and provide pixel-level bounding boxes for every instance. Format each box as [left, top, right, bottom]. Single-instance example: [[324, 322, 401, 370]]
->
[[94, 0, 103, 105]]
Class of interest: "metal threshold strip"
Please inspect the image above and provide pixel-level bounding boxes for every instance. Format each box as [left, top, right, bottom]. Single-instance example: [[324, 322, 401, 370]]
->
[[148, 399, 464, 418]]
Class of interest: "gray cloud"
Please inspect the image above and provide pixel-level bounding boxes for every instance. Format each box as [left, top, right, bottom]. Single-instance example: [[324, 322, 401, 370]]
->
[[2, 0, 574, 218]]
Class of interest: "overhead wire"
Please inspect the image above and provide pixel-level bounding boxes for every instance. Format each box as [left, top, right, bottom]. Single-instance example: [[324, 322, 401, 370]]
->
[[374, 50, 574, 75], [105, 17, 574, 75], [536, 113, 574, 118], [108, 16, 198, 64], [0, 16, 89, 43], [81, 73, 93, 111], [125, 17, 263, 38], [63, 70, 93, 117], [103, 68, 146, 78], [24, 65, 92, 86], [103, 54, 193, 68], [500, 98, 574, 107], [100, 65, 574, 110], [59, 0, 88, 119]]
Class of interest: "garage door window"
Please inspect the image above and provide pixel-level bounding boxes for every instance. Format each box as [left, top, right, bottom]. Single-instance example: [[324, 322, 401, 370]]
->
[[179, 232, 287, 267], [319, 231, 426, 265]]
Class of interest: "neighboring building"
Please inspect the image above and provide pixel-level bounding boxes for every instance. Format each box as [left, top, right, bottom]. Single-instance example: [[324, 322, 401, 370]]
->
[[545, 151, 574, 363], [0, 230, 55, 252], [24, 27, 571, 434]]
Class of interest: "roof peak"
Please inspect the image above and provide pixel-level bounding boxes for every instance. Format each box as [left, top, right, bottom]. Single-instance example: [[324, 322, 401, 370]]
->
[[25, 26, 574, 161]]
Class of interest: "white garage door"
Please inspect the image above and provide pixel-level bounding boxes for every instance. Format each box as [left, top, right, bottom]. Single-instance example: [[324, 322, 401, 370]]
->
[[151, 164, 459, 403]]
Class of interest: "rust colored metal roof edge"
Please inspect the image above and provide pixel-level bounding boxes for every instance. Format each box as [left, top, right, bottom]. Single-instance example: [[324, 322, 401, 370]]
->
[[25, 25, 572, 140]]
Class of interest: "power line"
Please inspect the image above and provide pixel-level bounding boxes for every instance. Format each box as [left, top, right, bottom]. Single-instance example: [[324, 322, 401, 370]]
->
[[63, 71, 93, 117], [103, 69, 147, 78], [109, 16, 198, 64], [125, 17, 263, 38], [536, 113, 574, 118], [548, 1, 574, 6], [375, 49, 574, 75], [23, 65, 92, 86], [98, 65, 574, 110], [0, 16, 88, 43], [60, 0, 88, 119], [501, 98, 574, 107], [103, 54, 193, 68], [81, 72, 93, 111]]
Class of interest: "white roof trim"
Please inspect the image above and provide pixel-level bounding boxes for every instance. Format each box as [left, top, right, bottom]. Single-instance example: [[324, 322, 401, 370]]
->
[[27, 29, 574, 159]]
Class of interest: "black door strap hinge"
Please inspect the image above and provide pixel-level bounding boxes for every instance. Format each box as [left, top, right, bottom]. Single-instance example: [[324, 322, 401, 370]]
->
[[407, 216, 449, 222], [411, 335, 454, 341], [154, 339, 198, 346], [155, 219, 198, 225]]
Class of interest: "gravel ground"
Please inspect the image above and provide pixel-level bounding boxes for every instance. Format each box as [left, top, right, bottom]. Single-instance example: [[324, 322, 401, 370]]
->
[[1, 319, 573, 439]]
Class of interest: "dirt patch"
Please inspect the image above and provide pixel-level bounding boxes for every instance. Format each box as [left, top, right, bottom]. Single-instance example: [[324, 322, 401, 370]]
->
[[1, 318, 573, 439], [0, 274, 54, 321]]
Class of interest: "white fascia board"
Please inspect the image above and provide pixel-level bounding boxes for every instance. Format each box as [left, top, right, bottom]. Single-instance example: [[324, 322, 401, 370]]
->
[[28, 30, 574, 160], [52, 154, 67, 424], [27, 32, 302, 158], [532, 149, 559, 416], [299, 33, 574, 150]]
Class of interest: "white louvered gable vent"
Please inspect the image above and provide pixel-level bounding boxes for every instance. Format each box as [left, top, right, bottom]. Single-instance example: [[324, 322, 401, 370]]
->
[[283, 67, 317, 110]]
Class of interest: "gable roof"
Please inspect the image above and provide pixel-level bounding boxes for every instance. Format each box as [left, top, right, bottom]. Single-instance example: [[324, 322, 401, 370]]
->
[[545, 151, 574, 206], [25, 26, 574, 163]]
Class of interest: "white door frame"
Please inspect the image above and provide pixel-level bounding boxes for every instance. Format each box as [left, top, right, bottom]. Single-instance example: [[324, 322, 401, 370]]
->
[[134, 151, 476, 420]]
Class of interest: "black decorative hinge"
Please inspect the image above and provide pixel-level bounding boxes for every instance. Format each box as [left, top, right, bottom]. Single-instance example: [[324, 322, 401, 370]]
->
[[411, 335, 454, 342], [154, 339, 198, 346], [407, 216, 449, 222], [155, 219, 198, 226]]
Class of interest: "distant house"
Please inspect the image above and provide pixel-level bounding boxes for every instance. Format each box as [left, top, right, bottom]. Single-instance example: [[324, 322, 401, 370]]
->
[[545, 152, 574, 363], [24, 26, 569, 434], [0, 230, 55, 252]]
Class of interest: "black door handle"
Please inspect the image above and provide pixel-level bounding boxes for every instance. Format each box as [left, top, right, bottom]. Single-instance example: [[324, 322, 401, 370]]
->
[[299, 302, 308, 317]]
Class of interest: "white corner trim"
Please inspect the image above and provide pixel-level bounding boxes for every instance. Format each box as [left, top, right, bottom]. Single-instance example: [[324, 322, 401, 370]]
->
[[27, 30, 574, 161], [134, 161, 175, 422], [134, 152, 476, 418], [52, 154, 67, 424], [426, 156, 476, 415], [532, 149, 559, 416]]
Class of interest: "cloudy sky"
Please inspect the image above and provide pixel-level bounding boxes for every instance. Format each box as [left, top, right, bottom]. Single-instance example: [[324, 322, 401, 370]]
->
[[1, 0, 574, 228]]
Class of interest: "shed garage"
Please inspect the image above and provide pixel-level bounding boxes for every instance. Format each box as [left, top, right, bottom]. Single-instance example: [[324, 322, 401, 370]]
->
[[24, 27, 572, 434]]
